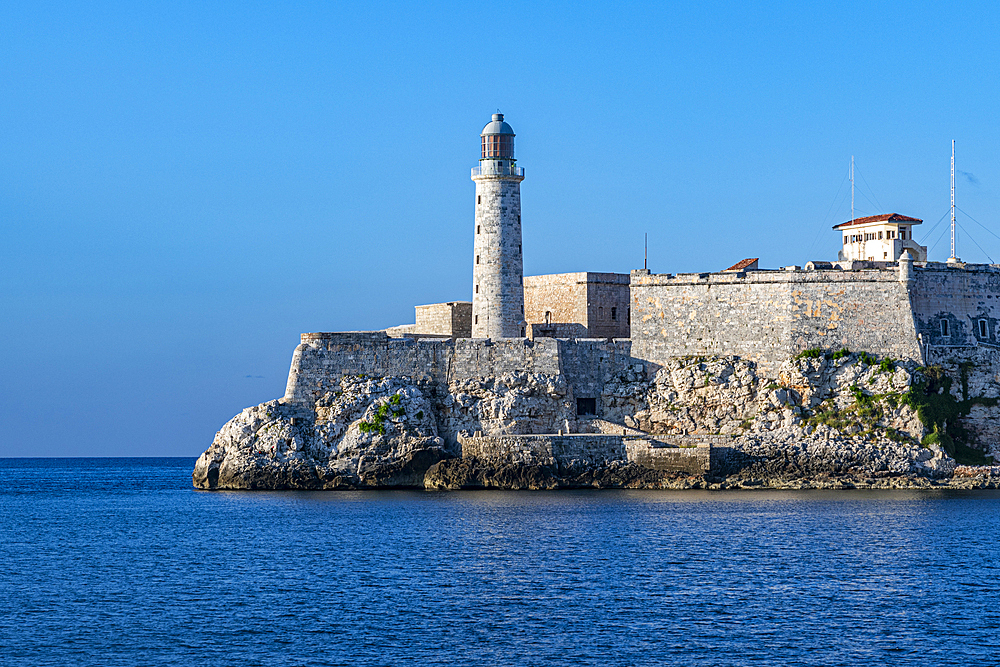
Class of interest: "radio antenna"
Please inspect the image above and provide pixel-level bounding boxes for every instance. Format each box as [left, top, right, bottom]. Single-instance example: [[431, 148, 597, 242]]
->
[[850, 155, 855, 223], [949, 140, 957, 261]]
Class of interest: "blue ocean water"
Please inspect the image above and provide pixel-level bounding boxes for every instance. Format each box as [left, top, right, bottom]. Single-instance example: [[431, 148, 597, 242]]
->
[[1, 458, 999, 666]]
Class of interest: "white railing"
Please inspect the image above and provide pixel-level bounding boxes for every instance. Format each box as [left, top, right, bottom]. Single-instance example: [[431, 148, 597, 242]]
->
[[472, 165, 525, 178]]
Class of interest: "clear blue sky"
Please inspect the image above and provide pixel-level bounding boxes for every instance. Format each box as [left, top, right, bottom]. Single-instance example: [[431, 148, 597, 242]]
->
[[3, 0, 999, 457]]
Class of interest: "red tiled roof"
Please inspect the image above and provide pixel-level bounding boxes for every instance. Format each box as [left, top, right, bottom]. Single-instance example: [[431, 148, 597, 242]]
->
[[833, 213, 922, 230], [724, 258, 759, 271]]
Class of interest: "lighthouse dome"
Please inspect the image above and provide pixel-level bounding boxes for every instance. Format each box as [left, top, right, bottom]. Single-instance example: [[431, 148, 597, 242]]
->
[[481, 113, 515, 136]]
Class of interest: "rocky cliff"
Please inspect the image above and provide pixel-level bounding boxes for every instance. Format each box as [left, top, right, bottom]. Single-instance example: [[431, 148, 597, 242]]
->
[[194, 352, 998, 490]]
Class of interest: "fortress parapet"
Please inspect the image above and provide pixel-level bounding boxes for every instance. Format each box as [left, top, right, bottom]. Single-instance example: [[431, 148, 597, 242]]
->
[[629, 260, 1000, 377]]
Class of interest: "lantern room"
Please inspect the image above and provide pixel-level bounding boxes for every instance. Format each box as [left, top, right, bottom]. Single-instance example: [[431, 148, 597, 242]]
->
[[481, 113, 515, 160]]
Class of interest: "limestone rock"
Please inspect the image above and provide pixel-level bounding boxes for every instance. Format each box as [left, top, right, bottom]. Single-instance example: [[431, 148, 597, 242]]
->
[[196, 350, 991, 490]]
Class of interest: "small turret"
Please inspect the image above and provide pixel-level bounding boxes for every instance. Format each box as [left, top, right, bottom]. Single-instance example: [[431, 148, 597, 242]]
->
[[899, 249, 915, 285]]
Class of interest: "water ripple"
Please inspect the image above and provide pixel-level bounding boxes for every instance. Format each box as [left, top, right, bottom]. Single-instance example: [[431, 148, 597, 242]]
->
[[1, 459, 999, 666]]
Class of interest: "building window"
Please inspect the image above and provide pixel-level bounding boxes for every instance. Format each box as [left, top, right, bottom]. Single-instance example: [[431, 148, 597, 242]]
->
[[941, 319, 950, 336], [477, 225, 480, 234], [477, 195, 481, 205], [627, 307, 631, 325], [474, 315, 478, 325], [844, 236, 848, 244], [476, 255, 480, 264], [518, 244, 521, 254], [544, 311, 552, 325], [879, 231, 884, 240], [901, 231, 907, 240], [599, 307, 604, 320], [611, 307, 617, 321], [576, 397, 597, 416], [980, 319, 988, 338], [884, 252, 888, 259], [475, 284, 478, 294]]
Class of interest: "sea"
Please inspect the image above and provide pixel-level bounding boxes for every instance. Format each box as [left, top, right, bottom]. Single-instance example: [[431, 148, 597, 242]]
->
[[1, 457, 998, 666]]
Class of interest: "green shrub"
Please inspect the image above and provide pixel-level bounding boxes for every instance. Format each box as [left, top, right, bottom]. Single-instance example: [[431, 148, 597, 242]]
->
[[829, 348, 851, 361], [795, 348, 824, 359], [903, 366, 994, 462], [390, 393, 402, 405], [858, 352, 877, 366], [954, 442, 993, 466], [878, 358, 896, 374]]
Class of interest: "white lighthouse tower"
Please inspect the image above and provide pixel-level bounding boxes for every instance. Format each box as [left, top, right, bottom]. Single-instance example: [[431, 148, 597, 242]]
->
[[471, 113, 525, 338]]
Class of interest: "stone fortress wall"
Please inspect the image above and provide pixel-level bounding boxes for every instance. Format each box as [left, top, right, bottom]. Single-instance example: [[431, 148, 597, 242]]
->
[[524, 272, 589, 338], [910, 262, 1000, 349], [524, 272, 630, 340], [630, 260, 1000, 377], [629, 264, 923, 378], [289, 261, 1000, 416], [416, 302, 472, 337]]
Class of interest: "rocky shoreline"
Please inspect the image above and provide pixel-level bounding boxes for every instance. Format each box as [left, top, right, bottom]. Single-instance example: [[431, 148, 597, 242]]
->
[[194, 352, 998, 491]]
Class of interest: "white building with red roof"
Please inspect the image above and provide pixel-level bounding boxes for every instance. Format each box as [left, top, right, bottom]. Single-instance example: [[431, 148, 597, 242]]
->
[[835, 213, 927, 262]]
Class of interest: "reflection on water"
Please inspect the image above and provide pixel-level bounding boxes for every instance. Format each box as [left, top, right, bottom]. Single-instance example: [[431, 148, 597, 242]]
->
[[1, 458, 999, 666]]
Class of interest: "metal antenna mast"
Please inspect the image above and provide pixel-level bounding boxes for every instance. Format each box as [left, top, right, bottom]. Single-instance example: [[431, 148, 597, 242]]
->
[[850, 156, 855, 223], [644, 233, 647, 270], [950, 140, 957, 261]]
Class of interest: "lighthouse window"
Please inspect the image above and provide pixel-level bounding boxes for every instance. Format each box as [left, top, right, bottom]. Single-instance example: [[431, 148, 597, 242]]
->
[[477, 225, 480, 234], [474, 315, 478, 324], [980, 319, 988, 338], [477, 195, 481, 205], [476, 255, 480, 264], [475, 284, 478, 294], [941, 319, 950, 336]]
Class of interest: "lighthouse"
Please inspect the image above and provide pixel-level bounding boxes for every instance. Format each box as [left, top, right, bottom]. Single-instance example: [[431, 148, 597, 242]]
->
[[471, 112, 525, 338]]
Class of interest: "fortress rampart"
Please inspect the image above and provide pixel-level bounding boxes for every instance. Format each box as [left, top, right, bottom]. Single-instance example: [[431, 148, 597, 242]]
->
[[282, 333, 636, 409], [910, 263, 1000, 349], [286, 262, 1000, 424], [629, 266, 922, 378]]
